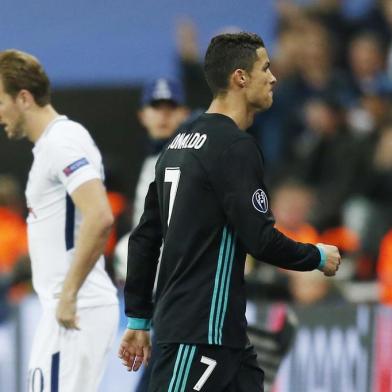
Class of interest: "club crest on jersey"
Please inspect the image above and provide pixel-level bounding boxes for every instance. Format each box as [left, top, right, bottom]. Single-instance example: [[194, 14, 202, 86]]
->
[[63, 158, 89, 176], [252, 189, 268, 213]]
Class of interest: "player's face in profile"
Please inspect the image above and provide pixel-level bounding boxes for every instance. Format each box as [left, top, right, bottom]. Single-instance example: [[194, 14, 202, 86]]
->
[[246, 47, 277, 111], [139, 101, 187, 140], [0, 79, 26, 140]]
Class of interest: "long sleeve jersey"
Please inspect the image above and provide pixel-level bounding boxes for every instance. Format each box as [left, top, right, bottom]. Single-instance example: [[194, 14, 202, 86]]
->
[[124, 113, 321, 348]]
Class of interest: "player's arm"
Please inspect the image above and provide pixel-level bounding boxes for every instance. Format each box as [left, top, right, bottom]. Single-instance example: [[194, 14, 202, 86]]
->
[[212, 137, 340, 275], [119, 180, 162, 371], [56, 179, 113, 329], [47, 129, 114, 330]]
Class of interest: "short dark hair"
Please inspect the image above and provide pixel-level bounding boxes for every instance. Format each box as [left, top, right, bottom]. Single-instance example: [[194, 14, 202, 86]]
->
[[204, 32, 265, 97], [0, 49, 51, 107]]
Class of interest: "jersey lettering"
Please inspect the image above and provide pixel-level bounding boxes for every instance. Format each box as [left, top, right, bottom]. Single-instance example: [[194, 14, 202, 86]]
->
[[193, 356, 217, 391], [168, 132, 207, 150], [164, 167, 181, 225], [29, 368, 44, 392]]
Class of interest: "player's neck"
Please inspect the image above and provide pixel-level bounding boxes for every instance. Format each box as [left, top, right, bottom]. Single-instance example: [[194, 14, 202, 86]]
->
[[206, 94, 256, 131], [25, 105, 60, 143]]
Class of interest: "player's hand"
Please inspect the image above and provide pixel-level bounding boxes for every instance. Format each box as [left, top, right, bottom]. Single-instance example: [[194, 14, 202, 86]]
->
[[317, 243, 341, 277], [55, 293, 80, 330], [118, 329, 151, 372]]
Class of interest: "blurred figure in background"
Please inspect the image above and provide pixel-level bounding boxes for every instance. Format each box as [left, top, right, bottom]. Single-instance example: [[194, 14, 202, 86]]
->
[[381, 0, 392, 78], [287, 269, 343, 306], [378, 229, 392, 305], [254, 15, 356, 180], [0, 175, 30, 322], [346, 31, 391, 139], [133, 78, 189, 229], [353, 0, 392, 52], [270, 180, 343, 307], [114, 78, 188, 392], [288, 96, 360, 232], [274, 2, 392, 283], [271, 26, 303, 81], [272, 180, 318, 244], [348, 31, 390, 98], [176, 19, 211, 110], [345, 122, 392, 279], [104, 187, 129, 281], [0, 175, 28, 279], [114, 78, 188, 283]]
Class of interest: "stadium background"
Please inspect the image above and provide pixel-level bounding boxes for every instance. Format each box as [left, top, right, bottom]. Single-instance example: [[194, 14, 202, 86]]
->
[[1, 0, 392, 391]]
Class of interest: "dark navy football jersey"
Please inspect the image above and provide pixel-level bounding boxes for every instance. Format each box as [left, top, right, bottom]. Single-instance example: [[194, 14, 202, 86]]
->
[[124, 113, 320, 348]]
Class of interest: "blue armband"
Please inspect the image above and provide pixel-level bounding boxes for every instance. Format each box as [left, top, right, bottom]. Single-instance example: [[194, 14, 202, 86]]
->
[[127, 317, 151, 331], [316, 245, 327, 271]]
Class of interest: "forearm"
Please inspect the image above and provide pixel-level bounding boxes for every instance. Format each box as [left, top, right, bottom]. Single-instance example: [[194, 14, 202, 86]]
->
[[61, 214, 112, 298], [237, 220, 320, 271], [124, 237, 161, 320], [257, 227, 321, 271], [124, 181, 162, 319]]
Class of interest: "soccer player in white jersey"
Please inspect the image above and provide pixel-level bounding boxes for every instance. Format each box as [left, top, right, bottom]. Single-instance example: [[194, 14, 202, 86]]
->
[[0, 49, 119, 391]]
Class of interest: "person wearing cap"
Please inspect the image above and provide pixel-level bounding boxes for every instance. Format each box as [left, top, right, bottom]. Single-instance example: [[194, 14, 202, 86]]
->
[[114, 78, 188, 391], [114, 78, 189, 273], [114, 78, 188, 279], [133, 78, 189, 228]]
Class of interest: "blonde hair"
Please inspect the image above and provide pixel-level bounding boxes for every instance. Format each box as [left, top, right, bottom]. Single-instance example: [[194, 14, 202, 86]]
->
[[0, 49, 51, 106]]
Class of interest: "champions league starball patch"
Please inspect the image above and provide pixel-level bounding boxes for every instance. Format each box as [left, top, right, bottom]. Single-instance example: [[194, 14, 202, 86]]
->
[[63, 158, 89, 177], [252, 189, 268, 213]]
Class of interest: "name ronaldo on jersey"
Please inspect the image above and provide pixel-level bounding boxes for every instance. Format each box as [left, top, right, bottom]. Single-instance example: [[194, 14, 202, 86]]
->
[[168, 132, 207, 150]]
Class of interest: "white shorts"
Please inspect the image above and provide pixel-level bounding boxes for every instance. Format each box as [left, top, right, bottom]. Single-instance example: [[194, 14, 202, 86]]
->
[[28, 304, 119, 392]]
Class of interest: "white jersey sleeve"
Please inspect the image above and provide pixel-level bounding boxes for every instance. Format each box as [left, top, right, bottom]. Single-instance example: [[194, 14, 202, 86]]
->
[[48, 124, 103, 194]]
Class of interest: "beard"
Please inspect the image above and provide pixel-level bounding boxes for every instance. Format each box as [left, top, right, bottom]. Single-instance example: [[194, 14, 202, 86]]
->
[[5, 115, 26, 140]]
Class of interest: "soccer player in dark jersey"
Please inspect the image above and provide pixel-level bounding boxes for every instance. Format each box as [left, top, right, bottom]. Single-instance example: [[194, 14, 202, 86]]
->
[[118, 32, 341, 392]]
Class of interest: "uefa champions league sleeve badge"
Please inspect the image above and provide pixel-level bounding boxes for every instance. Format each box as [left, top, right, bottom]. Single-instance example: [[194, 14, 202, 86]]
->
[[252, 189, 268, 213]]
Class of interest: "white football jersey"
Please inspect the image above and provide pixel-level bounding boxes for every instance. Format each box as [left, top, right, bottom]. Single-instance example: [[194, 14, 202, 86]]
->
[[132, 154, 159, 228], [25, 116, 118, 308]]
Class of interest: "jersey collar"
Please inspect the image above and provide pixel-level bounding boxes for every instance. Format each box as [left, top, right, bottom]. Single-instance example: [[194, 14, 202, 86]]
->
[[33, 115, 68, 153]]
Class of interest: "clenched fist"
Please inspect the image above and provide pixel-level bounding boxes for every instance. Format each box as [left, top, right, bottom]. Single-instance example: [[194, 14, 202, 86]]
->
[[316, 243, 341, 277]]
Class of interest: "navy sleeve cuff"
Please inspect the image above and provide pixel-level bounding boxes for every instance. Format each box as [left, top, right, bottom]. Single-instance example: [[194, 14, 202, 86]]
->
[[316, 245, 327, 271], [127, 317, 151, 331]]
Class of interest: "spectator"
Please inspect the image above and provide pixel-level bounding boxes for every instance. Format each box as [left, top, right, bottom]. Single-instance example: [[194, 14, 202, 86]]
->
[[344, 122, 392, 270], [260, 17, 355, 179], [116, 79, 188, 392], [114, 78, 188, 284], [287, 269, 343, 306], [289, 96, 361, 231], [348, 31, 390, 98], [133, 78, 189, 228], [176, 19, 211, 110], [377, 229, 392, 304], [0, 175, 30, 321], [0, 175, 28, 278], [272, 180, 319, 244]]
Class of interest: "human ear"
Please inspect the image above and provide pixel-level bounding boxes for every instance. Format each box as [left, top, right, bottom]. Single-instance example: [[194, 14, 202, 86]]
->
[[16, 89, 34, 109], [233, 69, 247, 88]]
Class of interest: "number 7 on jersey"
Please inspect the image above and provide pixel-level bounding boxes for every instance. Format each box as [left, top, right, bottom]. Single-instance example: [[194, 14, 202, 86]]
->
[[164, 167, 181, 225]]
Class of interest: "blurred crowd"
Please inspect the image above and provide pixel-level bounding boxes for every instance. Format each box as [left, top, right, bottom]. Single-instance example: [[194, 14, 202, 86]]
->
[[1, 0, 392, 323]]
